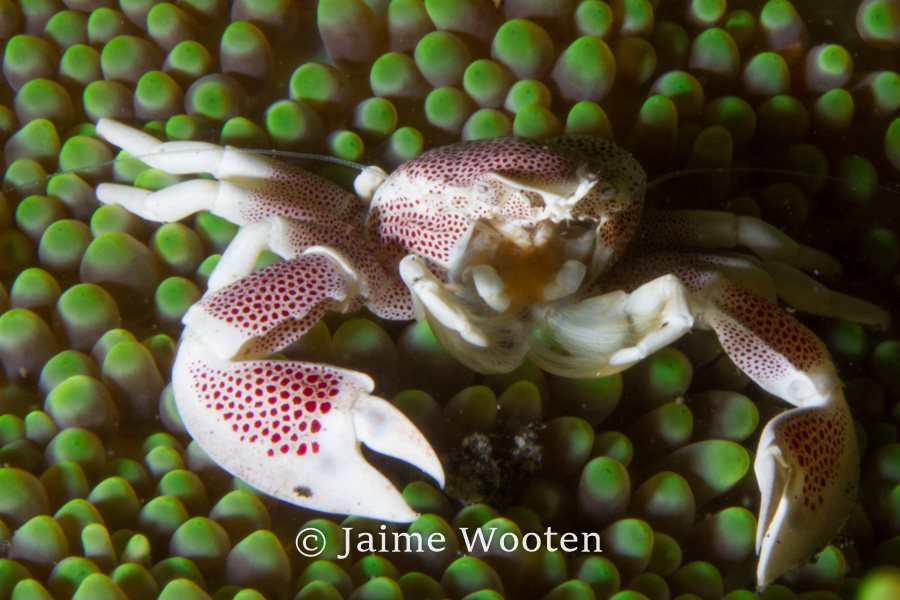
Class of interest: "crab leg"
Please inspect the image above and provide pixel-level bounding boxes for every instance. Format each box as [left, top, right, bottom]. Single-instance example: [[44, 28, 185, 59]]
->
[[97, 176, 355, 230], [760, 260, 890, 328], [176, 253, 442, 521], [95, 119, 364, 226], [640, 210, 842, 278], [602, 251, 888, 329], [205, 217, 364, 291]]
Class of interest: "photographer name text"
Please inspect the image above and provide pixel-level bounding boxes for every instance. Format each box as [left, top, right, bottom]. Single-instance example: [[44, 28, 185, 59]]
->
[[295, 524, 603, 558]]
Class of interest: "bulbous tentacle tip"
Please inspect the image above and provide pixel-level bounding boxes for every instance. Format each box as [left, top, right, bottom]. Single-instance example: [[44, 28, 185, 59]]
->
[[754, 392, 859, 586]]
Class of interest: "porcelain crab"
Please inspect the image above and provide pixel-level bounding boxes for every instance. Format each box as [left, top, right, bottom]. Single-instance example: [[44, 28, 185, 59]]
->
[[93, 119, 888, 585]]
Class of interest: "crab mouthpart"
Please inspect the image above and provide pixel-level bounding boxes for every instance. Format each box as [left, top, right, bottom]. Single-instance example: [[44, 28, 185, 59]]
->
[[457, 221, 595, 313], [544, 260, 588, 300], [472, 265, 512, 312]]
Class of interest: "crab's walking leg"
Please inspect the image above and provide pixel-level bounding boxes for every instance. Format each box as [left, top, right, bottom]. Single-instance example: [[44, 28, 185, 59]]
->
[[95, 119, 364, 226], [602, 251, 889, 330], [640, 210, 842, 278], [202, 217, 363, 292], [760, 260, 889, 328], [96, 177, 355, 229], [176, 253, 442, 522]]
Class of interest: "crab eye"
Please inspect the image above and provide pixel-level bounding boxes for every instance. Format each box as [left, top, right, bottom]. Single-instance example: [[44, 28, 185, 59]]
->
[[474, 181, 493, 200], [599, 182, 616, 198], [577, 162, 600, 183]]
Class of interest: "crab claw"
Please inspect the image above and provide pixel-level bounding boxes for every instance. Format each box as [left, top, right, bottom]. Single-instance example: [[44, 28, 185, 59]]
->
[[754, 389, 859, 586], [689, 278, 864, 585], [172, 335, 444, 522]]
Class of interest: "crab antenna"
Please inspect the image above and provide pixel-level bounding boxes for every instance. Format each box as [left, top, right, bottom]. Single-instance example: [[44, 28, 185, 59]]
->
[[226, 148, 402, 191], [645, 166, 900, 196], [234, 148, 367, 169]]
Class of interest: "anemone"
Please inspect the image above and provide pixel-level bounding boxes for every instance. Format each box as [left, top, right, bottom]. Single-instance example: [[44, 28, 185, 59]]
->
[[1, 0, 900, 598]]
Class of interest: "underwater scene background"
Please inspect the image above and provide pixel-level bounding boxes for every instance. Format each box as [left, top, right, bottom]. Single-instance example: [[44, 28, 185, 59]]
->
[[2, 0, 900, 598]]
